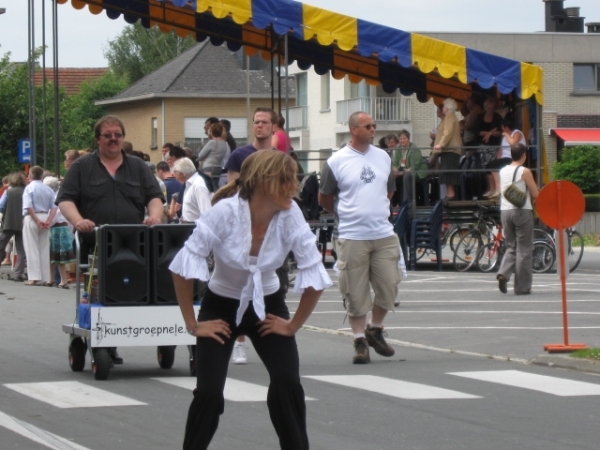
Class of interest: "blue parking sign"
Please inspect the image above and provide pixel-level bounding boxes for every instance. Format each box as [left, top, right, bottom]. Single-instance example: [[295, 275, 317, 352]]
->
[[18, 139, 31, 163]]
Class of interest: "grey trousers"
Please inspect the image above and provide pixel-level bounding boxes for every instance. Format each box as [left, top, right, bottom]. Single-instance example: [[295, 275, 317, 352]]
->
[[498, 209, 533, 294]]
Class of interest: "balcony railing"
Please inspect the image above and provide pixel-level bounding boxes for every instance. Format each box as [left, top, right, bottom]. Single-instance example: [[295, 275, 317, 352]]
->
[[336, 97, 411, 124], [282, 106, 308, 131]]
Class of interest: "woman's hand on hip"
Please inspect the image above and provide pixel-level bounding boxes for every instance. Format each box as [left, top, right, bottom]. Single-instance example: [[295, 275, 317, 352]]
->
[[193, 319, 231, 344], [258, 314, 296, 337]]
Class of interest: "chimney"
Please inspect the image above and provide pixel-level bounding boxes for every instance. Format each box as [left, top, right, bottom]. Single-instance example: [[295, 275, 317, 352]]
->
[[543, 0, 585, 33], [586, 22, 600, 33]]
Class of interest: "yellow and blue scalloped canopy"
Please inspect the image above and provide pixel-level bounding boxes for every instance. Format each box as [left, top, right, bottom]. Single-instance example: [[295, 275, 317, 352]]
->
[[58, 0, 543, 105]]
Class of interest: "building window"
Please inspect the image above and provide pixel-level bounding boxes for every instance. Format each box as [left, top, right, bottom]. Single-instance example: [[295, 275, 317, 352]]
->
[[151, 117, 158, 149], [320, 74, 330, 111], [573, 64, 600, 91], [183, 117, 249, 152], [296, 73, 308, 106]]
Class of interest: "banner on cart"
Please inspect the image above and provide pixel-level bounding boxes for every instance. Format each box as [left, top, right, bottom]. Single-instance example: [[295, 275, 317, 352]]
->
[[90, 305, 200, 347]]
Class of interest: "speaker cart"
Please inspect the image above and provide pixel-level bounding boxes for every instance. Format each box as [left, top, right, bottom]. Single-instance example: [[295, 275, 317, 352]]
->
[[62, 225, 201, 380]]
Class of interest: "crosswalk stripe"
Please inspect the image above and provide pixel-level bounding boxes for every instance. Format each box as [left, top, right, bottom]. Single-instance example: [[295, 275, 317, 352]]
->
[[152, 377, 316, 402], [0, 410, 92, 450], [304, 375, 480, 400], [449, 370, 600, 396], [3, 381, 146, 408]]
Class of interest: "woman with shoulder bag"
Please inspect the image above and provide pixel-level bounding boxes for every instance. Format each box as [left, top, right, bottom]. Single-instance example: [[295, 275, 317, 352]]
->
[[496, 144, 539, 296]]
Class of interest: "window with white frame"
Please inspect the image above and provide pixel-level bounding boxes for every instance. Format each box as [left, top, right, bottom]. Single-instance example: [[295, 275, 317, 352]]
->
[[151, 117, 158, 148], [296, 73, 308, 106], [320, 74, 330, 111], [184, 117, 249, 152], [573, 64, 600, 92]]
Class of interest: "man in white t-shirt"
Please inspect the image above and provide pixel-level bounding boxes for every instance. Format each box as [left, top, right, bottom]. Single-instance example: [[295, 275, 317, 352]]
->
[[319, 111, 401, 364]]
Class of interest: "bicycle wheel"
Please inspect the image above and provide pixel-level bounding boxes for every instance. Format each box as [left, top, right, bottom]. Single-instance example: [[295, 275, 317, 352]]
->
[[453, 230, 484, 272], [448, 226, 470, 253], [567, 230, 584, 273], [533, 227, 554, 246], [532, 241, 555, 274], [415, 248, 432, 261], [476, 241, 501, 273]]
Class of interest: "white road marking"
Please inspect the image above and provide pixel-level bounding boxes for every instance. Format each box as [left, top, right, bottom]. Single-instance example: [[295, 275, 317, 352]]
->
[[0, 410, 92, 450], [315, 310, 600, 314], [382, 326, 600, 330], [449, 370, 600, 396], [289, 299, 600, 305], [152, 377, 316, 402], [3, 381, 146, 408], [304, 375, 480, 400]]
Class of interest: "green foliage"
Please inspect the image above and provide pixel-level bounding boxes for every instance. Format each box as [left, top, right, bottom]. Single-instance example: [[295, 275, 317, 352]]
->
[[0, 51, 63, 174], [61, 72, 128, 151], [0, 50, 129, 177], [104, 22, 197, 84], [584, 194, 600, 212], [551, 145, 600, 194]]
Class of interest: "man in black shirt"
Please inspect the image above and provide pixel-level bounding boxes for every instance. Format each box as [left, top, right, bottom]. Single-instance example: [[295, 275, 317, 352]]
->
[[57, 115, 164, 246], [56, 115, 164, 364]]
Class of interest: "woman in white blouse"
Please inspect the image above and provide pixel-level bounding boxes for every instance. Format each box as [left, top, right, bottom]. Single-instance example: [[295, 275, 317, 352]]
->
[[170, 150, 332, 450]]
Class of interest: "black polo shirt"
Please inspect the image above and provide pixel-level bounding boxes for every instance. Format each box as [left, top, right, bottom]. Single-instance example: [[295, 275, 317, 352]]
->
[[56, 150, 164, 227]]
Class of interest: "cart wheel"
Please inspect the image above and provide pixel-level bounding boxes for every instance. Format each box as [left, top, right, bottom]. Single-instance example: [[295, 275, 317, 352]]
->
[[157, 345, 176, 369], [92, 348, 112, 380], [188, 345, 196, 377], [68, 338, 86, 372]]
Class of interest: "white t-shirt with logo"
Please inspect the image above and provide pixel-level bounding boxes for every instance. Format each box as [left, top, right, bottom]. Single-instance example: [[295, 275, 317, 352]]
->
[[320, 144, 395, 240]]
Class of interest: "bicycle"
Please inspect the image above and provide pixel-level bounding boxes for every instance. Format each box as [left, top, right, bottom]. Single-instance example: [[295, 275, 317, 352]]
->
[[415, 222, 469, 261], [476, 223, 505, 272], [477, 224, 556, 274], [533, 225, 584, 273], [453, 202, 497, 272]]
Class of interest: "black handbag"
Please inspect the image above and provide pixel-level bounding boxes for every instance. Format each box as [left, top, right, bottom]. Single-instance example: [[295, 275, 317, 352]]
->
[[502, 166, 527, 208]]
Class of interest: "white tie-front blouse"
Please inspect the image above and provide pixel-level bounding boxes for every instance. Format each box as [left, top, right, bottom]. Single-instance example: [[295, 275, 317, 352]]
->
[[169, 193, 333, 325]]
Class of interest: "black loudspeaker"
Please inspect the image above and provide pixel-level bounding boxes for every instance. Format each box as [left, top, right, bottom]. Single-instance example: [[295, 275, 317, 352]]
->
[[97, 225, 149, 305], [150, 224, 199, 305]]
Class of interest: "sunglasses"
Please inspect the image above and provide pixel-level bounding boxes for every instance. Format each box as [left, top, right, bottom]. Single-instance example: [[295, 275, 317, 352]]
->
[[100, 133, 124, 139], [357, 124, 377, 130]]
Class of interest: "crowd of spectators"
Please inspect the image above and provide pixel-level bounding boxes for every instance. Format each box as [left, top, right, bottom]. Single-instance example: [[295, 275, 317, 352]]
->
[[378, 94, 529, 206]]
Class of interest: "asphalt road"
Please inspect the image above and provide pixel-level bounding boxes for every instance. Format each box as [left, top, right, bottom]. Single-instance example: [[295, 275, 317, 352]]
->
[[0, 248, 598, 449]]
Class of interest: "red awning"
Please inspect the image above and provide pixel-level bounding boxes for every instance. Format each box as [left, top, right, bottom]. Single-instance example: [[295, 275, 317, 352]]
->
[[551, 128, 600, 146]]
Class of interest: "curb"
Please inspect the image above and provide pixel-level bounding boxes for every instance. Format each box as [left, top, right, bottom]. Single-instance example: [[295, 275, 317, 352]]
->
[[529, 355, 600, 375], [304, 325, 600, 375]]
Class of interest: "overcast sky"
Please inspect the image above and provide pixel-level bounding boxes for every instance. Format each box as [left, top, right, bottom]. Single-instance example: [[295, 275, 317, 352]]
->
[[1, 0, 600, 67]]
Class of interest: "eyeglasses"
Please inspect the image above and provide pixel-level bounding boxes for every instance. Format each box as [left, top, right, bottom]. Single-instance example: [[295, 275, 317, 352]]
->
[[253, 120, 272, 126], [357, 124, 377, 130], [100, 133, 123, 139]]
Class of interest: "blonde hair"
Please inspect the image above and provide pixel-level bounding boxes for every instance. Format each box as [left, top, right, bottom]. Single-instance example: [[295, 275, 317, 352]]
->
[[212, 150, 298, 205]]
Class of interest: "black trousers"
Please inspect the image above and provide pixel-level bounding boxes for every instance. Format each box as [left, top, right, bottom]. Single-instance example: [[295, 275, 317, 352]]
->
[[183, 288, 309, 450]]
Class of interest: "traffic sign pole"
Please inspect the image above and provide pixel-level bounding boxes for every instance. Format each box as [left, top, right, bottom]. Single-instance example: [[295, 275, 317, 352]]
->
[[537, 180, 587, 353]]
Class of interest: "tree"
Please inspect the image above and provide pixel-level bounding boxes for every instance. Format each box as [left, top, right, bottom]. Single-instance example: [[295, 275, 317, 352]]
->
[[0, 49, 129, 176], [552, 145, 600, 194], [0, 51, 61, 175], [61, 71, 128, 151], [104, 22, 197, 84]]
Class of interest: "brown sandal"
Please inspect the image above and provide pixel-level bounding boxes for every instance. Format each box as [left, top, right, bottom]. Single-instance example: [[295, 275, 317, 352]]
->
[[57, 283, 70, 289]]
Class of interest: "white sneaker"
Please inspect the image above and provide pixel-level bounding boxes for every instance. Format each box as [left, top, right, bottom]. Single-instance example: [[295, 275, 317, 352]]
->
[[231, 342, 247, 365]]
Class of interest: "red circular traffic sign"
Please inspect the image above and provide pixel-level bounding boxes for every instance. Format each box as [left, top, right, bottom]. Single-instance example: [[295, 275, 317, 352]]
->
[[536, 180, 585, 229]]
